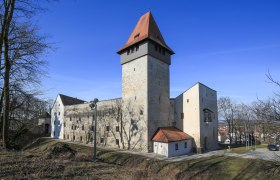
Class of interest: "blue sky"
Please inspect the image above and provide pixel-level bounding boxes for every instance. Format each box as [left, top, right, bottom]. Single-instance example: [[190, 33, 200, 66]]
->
[[38, 0, 280, 103]]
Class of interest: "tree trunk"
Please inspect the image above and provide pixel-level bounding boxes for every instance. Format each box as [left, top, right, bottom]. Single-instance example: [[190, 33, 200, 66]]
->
[[2, 38, 11, 149]]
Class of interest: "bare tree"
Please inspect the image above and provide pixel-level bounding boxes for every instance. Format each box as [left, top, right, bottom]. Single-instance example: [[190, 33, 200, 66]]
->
[[218, 97, 237, 145]]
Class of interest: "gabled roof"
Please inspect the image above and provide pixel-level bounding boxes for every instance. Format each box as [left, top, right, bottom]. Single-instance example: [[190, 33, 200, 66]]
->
[[152, 127, 193, 143], [59, 94, 86, 106], [117, 11, 174, 54]]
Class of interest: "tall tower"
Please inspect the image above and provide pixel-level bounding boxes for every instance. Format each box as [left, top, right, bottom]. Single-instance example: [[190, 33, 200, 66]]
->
[[117, 12, 174, 152]]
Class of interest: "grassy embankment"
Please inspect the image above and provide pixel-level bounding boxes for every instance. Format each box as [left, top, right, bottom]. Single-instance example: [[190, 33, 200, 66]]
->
[[0, 138, 279, 179]]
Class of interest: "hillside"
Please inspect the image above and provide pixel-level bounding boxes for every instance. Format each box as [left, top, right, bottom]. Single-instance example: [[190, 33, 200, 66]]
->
[[0, 138, 279, 179]]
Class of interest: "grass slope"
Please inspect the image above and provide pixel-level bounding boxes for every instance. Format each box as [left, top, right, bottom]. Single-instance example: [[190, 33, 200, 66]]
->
[[0, 138, 279, 179]]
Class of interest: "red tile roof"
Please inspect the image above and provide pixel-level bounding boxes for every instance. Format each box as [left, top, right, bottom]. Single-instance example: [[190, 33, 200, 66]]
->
[[117, 11, 174, 54], [152, 127, 193, 143]]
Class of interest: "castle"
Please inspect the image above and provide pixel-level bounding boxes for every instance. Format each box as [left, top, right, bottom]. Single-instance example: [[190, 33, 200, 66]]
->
[[51, 12, 218, 157]]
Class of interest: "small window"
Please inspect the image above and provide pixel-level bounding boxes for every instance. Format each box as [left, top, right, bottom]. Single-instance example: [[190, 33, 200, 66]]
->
[[67, 134, 69, 139], [116, 126, 119, 132], [134, 33, 139, 39], [181, 113, 184, 119], [80, 136, 83, 141], [79, 117, 81, 122], [91, 125, 95, 131], [135, 96, 136, 100], [184, 142, 187, 148], [64, 123, 66, 127], [82, 125, 84, 130], [131, 47, 134, 53], [140, 110, 143, 115], [70, 117, 72, 121], [135, 45, 139, 51], [106, 126, 110, 131], [127, 49, 130, 55], [87, 115, 90, 119], [175, 143, 178, 150], [134, 68, 135, 71], [100, 138, 104, 143], [116, 139, 119, 145], [63, 134, 65, 139], [187, 99, 189, 103], [73, 135, 75, 140]]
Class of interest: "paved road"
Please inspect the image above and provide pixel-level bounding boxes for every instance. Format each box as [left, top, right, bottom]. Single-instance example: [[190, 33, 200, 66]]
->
[[52, 138, 280, 162]]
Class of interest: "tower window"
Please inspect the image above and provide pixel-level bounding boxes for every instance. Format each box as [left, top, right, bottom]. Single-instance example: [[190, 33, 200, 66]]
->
[[134, 33, 139, 39], [181, 113, 184, 119]]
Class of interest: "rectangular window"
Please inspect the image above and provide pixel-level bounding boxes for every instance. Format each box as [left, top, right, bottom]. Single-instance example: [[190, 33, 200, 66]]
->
[[82, 125, 84, 130], [116, 139, 119, 145], [127, 49, 130, 55], [175, 143, 178, 150], [80, 136, 83, 141], [135, 45, 139, 51], [116, 126, 119, 132], [91, 125, 95, 131], [73, 135, 75, 141], [100, 138, 104, 143], [70, 117, 72, 121], [140, 110, 143, 115], [67, 134, 69, 139], [184, 142, 187, 148], [181, 113, 184, 119], [106, 126, 110, 131]]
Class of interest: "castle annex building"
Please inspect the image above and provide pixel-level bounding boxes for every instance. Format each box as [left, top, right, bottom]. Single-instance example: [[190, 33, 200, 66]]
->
[[51, 12, 218, 157]]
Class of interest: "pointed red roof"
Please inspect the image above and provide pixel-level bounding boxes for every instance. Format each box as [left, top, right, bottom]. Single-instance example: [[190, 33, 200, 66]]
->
[[152, 127, 193, 143], [117, 11, 174, 54]]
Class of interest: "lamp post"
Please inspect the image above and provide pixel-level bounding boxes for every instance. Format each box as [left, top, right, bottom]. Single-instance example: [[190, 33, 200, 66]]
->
[[90, 98, 99, 162]]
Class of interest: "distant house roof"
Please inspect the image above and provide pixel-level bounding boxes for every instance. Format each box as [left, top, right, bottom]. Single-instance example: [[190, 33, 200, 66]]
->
[[117, 11, 174, 55], [59, 94, 86, 106], [152, 127, 193, 143], [39, 112, 51, 119]]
